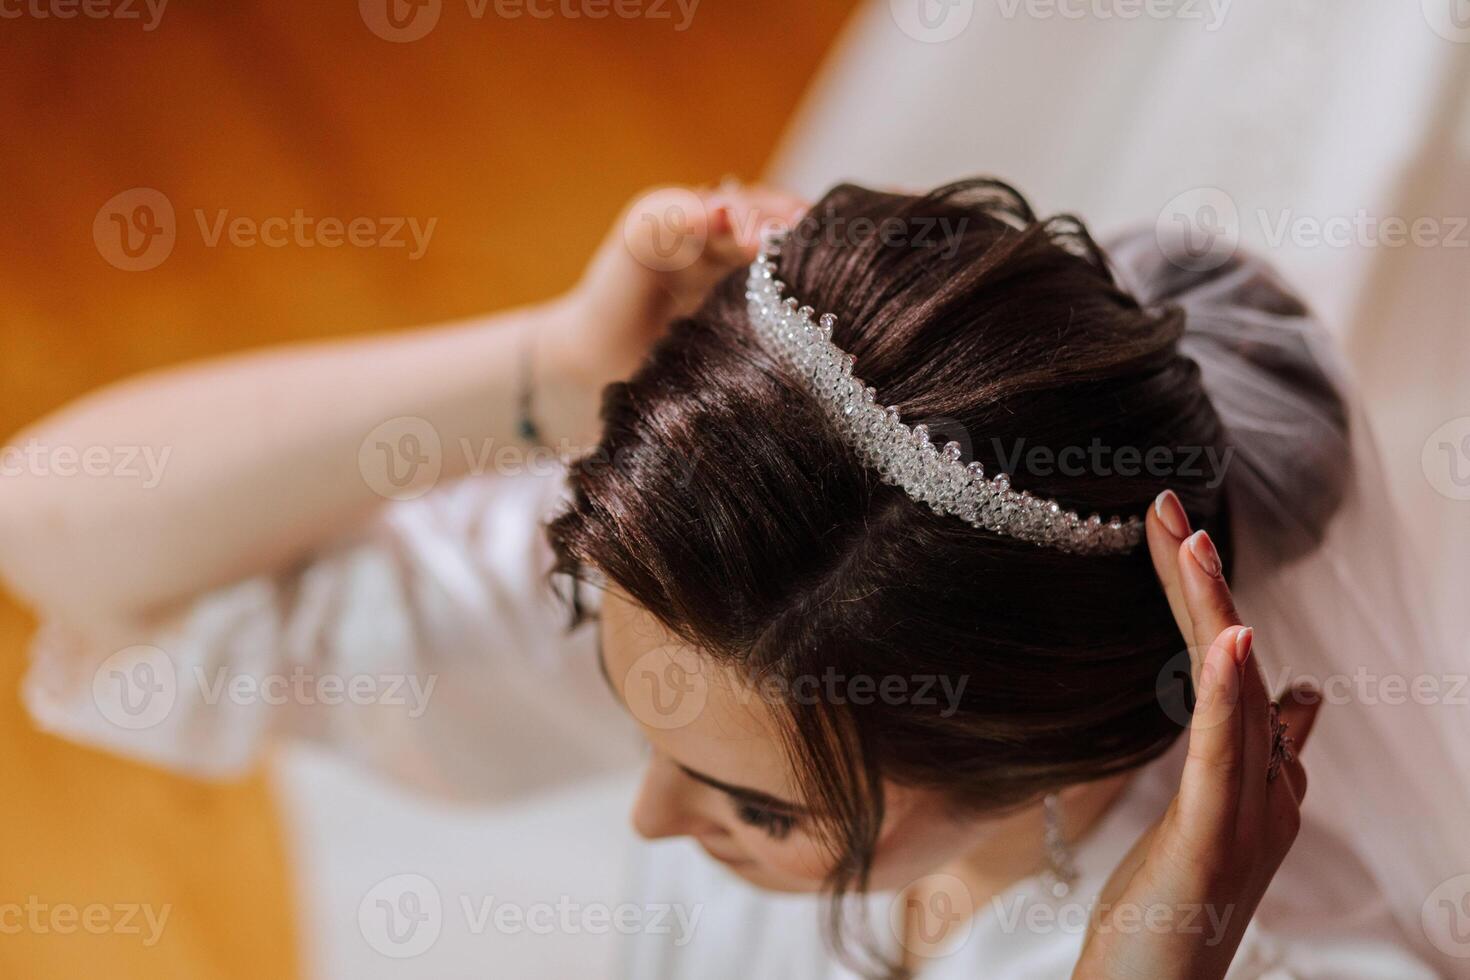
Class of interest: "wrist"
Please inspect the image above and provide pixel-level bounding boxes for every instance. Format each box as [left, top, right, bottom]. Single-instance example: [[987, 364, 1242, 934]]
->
[[521, 290, 610, 452]]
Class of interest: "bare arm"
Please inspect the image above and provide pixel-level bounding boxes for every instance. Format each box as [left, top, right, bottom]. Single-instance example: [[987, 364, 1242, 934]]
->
[[0, 184, 808, 622], [0, 296, 600, 621]]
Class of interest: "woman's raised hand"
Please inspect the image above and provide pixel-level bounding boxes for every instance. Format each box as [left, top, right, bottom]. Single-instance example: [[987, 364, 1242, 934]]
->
[[1072, 491, 1320, 980], [552, 181, 808, 397]]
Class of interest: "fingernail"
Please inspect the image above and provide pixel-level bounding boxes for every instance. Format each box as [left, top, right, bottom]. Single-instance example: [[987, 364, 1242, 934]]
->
[[709, 204, 731, 235], [1153, 489, 1190, 539], [1233, 626, 1253, 666], [1186, 530, 1222, 578]]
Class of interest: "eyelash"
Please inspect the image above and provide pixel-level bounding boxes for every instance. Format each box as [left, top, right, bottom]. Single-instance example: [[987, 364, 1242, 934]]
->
[[734, 801, 798, 840]]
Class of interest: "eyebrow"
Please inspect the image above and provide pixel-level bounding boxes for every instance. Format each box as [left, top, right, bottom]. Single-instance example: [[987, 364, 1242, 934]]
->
[[594, 628, 809, 816]]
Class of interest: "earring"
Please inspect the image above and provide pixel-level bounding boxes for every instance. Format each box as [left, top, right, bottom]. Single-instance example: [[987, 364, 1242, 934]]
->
[[1042, 792, 1078, 898]]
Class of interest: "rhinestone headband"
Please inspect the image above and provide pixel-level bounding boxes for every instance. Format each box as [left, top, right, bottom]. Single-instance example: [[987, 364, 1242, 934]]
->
[[743, 245, 1144, 556]]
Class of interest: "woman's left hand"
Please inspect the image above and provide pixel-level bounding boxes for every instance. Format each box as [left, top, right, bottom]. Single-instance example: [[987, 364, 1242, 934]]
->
[[1072, 492, 1320, 980]]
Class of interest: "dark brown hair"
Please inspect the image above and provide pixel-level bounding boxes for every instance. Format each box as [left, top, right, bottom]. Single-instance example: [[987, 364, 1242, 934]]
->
[[547, 179, 1230, 975]]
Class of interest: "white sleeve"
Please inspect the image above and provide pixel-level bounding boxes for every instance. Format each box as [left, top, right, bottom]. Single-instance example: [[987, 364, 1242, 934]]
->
[[20, 469, 640, 802]]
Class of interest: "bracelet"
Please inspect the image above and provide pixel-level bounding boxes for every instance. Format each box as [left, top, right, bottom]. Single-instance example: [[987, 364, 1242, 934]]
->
[[516, 323, 544, 446]]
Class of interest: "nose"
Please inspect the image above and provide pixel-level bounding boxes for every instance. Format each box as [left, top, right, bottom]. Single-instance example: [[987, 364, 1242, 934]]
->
[[630, 755, 719, 841]]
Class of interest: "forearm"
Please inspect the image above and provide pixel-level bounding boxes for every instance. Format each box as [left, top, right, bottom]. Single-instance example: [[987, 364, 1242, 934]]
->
[[0, 294, 596, 622]]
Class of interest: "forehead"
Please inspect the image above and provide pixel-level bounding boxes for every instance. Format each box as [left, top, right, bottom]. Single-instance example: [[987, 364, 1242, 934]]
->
[[597, 587, 802, 803]]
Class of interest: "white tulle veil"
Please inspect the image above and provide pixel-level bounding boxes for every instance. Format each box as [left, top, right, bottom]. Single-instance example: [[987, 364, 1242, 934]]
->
[[1106, 228, 1470, 975]]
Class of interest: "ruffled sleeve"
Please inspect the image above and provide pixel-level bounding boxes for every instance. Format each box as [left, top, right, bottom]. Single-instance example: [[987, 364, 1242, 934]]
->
[[21, 469, 639, 801]]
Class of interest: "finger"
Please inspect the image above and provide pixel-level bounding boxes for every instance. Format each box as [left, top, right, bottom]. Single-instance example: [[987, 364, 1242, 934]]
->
[[711, 186, 808, 256], [1176, 626, 1248, 846], [1147, 490, 1195, 679], [1176, 532, 1274, 819], [1177, 530, 1241, 650], [1230, 630, 1275, 820]]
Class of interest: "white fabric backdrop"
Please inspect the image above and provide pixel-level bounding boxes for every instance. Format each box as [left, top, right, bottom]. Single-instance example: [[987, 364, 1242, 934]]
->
[[767, 0, 1470, 642]]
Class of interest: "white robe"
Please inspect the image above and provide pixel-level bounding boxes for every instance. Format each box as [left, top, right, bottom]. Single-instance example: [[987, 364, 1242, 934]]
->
[[22, 468, 1438, 978]]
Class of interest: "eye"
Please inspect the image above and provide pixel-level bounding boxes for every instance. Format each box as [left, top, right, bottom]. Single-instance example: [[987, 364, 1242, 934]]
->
[[734, 801, 797, 840]]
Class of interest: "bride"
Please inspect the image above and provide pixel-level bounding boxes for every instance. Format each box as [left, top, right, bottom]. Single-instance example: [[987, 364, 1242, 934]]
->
[[0, 178, 1461, 978]]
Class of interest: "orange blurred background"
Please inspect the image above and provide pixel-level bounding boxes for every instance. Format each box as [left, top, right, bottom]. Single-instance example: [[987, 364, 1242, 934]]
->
[[0, 4, 855, 976]]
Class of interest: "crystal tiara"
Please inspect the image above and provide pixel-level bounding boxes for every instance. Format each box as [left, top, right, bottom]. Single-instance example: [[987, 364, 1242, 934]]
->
[[743, 242, 1145, 556]]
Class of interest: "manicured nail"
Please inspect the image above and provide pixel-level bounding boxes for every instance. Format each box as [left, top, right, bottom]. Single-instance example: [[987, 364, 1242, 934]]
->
[[1234, 626, 1254, 666], [1186, 530, 1222, 577], [1153, 489, 1190, 539], [709, 204, 732, 235]]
